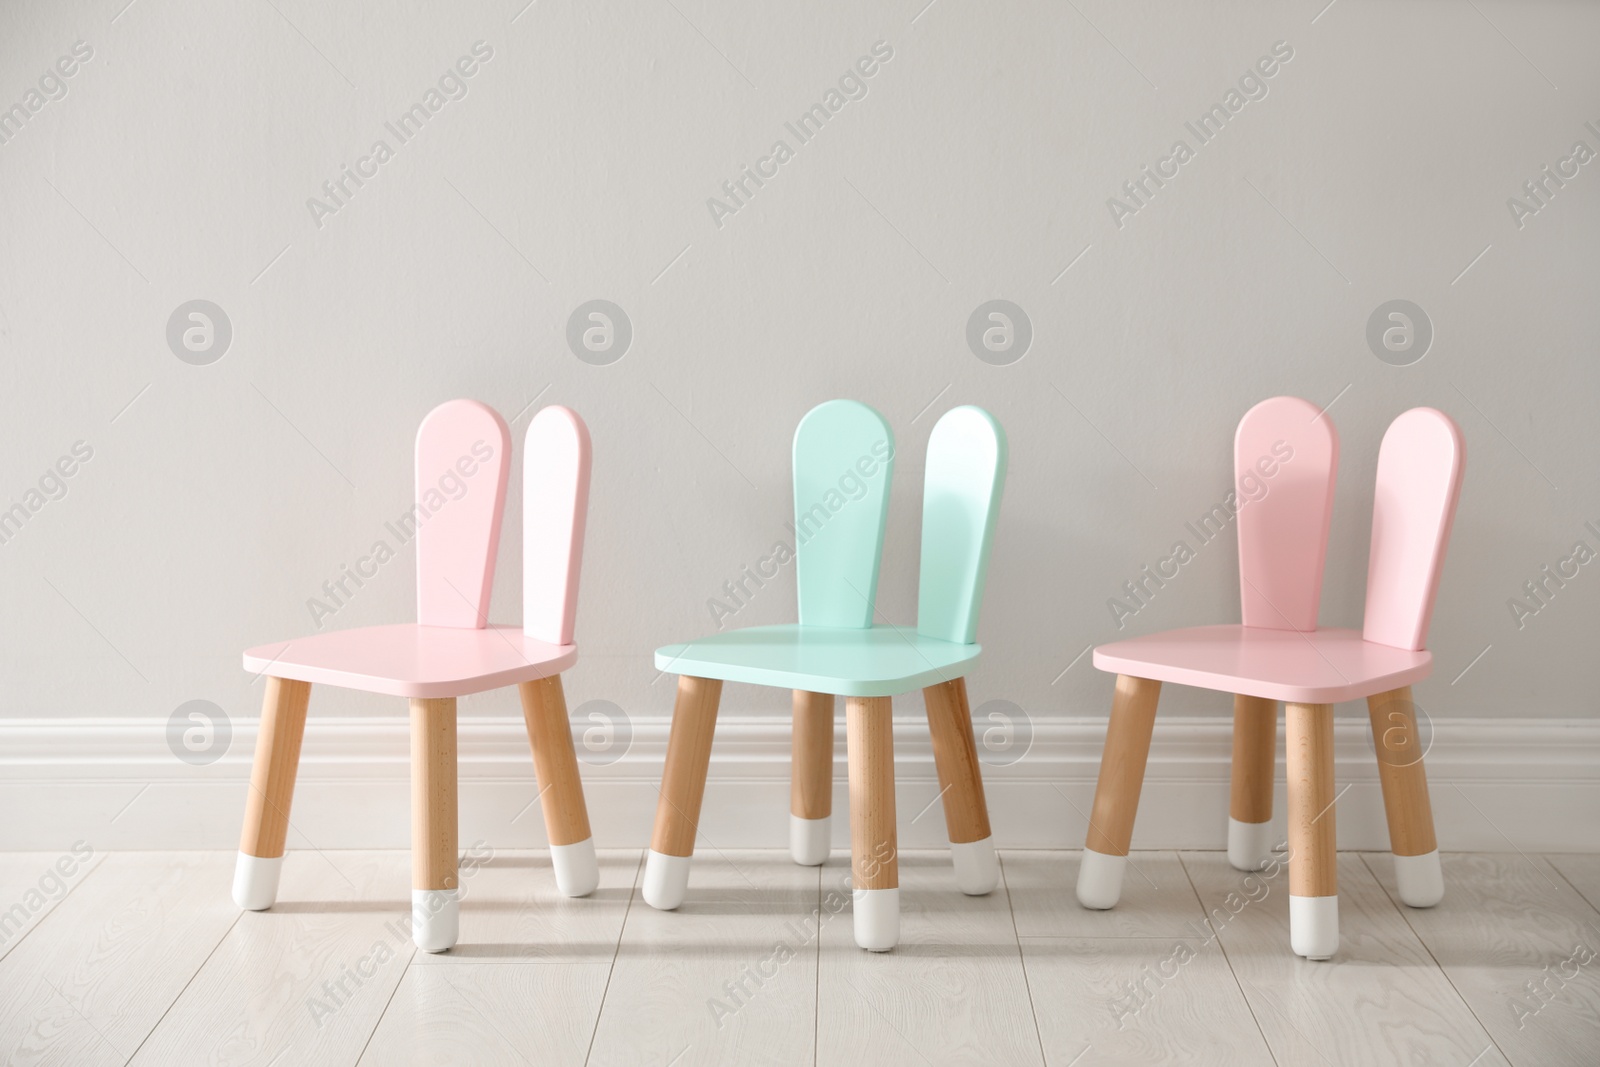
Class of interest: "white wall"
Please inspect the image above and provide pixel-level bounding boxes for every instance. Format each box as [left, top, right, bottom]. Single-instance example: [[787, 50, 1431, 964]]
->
[[1, 1, 1597, 845]]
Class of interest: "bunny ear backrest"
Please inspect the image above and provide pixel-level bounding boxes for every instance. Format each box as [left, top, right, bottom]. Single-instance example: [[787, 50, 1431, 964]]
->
[[792, 400, 894, 629], [1235, 396, 1338, 631], [916, 407, 1007, 645], [415, 400, 513, 628], [1362, 408, 1465, 651], [523, 406, 592, 646]]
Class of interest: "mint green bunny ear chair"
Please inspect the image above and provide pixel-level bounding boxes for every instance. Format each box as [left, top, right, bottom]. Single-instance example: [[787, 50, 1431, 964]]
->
[[644, 400, 1008, 952]]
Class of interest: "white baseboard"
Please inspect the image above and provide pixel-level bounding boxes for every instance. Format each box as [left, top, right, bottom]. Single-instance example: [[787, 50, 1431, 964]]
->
[[3, 715, 1597, 853]]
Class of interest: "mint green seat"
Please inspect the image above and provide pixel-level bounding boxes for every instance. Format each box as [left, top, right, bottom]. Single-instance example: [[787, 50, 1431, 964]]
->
[[654, 625, 982, 697], [643, 399, 1008, 953]]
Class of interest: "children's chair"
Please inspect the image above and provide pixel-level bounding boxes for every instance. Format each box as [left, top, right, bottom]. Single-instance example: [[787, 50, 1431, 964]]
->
[[1077, 398, 1464, 960], [644, 400, 1007, 951], [233, 400, 598, 952]]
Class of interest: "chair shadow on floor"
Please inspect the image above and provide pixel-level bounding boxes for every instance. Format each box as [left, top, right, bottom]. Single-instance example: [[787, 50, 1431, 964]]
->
[[267, 899, 414, 914], [428, 941, 625, 961]]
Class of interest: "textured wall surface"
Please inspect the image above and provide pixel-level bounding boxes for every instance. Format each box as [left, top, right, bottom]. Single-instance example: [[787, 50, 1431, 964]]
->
[[0, 0, 1595, 753]]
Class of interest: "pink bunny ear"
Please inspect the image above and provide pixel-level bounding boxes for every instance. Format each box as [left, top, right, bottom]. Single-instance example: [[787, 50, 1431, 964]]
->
[[415, 400, 512, 629], [1363, 408, 1466, 651], [1235, 396, 1338, 631], [523, 406, 592, 645]]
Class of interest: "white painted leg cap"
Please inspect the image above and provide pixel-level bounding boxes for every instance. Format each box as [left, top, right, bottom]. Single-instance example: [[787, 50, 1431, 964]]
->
[[643, 849, 691, 911], [950, 837, 998, 895], [852, 887, 899, 951], [412, 889, 459, 953], [790, 814, 830, 867], [551, 838, 600, 898], [1393, 849, 1444, 908], [1076, 848, 1126, 910], [1228, 818, 1275, 872], [1289, 894, 1339, 960], [232, 852, 282, 911]]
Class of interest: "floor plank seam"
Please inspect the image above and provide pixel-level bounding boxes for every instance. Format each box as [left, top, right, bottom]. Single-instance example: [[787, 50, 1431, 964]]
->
[[0, 850, 112, 967], [1547, 859, 1600, 920], [1361, 851, 1541, 1067], [1176, 851, 1281, 1067], [122, 905, 245, 1065], [997, 853, 1050, 1067], [1236, 975, 1343, 1067], [356, 942, 418, 1066], [582, 849, 644, 1067], [812, 862, 821, 1067]]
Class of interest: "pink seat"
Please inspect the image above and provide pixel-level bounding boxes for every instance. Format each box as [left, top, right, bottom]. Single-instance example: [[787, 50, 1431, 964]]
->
[[232, 400, 599, 953], [1077, 398, 1465, 963], [243, 624, 577, 699], [1092, 625, 1431, 705]]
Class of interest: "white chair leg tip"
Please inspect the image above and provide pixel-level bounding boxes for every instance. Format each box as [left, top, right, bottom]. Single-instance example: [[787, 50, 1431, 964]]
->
[[1076, 848, 1126, 910], [790, 815, 831, 867], [1227, 818, 1275, 872], [1393, 849, 1444, 908], [642, 850, 691, 911], [232, 852, 283, 911], [950, 837, 999, 895], [852, 888, 899, 951], [551, 838, 600, 898], [412, 889, 459, 953], [1290, 895, 1339, 960]]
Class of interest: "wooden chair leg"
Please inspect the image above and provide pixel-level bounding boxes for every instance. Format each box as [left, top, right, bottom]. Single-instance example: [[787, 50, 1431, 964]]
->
[[1367, 686, 1443, 907], [847, 695, 898, 951], [790, 690, 835, 867], [410, 696, 459, 953], [518, 675, 599, 897], [1287, 701, 1338, 960], [922, 677, 997, 895], [1077, 675, 1161, 910], [643, 676, 722, 910], [1229, 694, 1278, 871], [233, 677, 311, 911]]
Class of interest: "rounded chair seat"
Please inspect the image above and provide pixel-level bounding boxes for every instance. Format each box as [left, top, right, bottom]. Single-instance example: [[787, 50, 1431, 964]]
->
[[1093, 624, 1432, 704], [243, 623, 576, 699], [655, 624, 981, 697]]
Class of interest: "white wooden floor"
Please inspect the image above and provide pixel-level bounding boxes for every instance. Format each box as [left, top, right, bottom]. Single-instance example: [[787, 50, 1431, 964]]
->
[[1, 849, 1597, 1066]]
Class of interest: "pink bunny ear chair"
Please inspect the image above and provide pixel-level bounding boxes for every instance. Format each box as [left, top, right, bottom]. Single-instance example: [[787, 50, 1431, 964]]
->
[[1077, 399, 1464, 960], [235, 401, 598, 953]]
